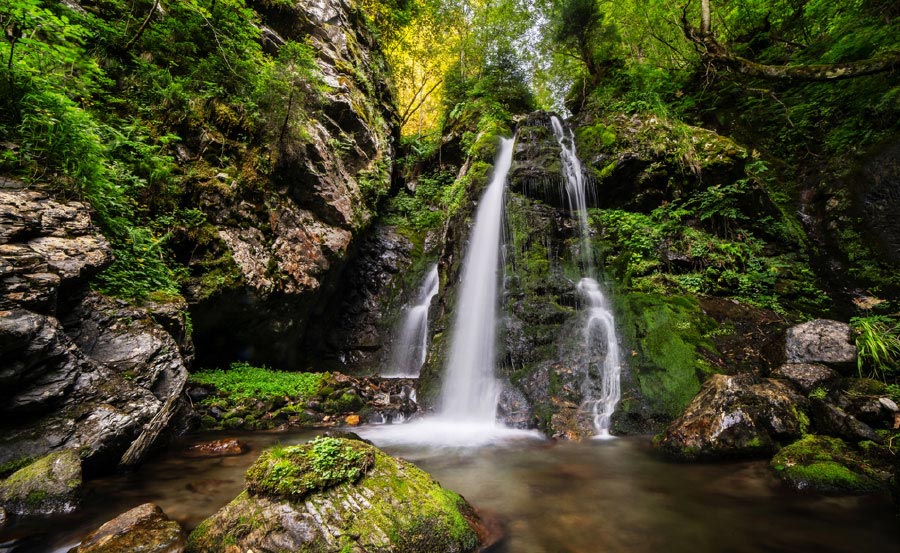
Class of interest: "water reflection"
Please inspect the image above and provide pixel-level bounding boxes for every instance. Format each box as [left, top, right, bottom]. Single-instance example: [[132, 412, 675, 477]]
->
[[1, 431, 896, 553]]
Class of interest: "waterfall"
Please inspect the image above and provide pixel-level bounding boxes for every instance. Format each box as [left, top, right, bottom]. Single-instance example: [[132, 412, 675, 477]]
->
[[439, 137, 515, 422], [550, 116, 622, 438], [383, 264, 439, 378]]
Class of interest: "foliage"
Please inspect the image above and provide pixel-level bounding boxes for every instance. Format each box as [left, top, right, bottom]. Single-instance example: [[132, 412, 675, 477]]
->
[[852, 316, 900, 380], [190, 362, 328, 401], [245, 438, 374, 500]]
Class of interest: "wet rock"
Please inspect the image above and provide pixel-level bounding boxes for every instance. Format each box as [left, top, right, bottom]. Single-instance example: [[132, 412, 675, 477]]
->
[[770, 435, 890, 494], [70, 502, 186, 553], [182, 439, 248, 459], [809, 400, 882, 443], [188, 438, 485, 552], [771, 363, 840, 394], [498, 386, 534, 429], [657, 374, 807, 460], [0, 450, 81, 516], [785, 319, 857, 369]]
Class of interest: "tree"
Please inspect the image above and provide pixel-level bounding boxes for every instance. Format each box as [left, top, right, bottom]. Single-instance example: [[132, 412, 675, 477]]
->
[[683, 0, 900, 81]]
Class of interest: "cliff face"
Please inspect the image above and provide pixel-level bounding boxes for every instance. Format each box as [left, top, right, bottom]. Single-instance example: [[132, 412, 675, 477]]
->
[[0, 0, 399, 474], [187, 0, 399, 370]]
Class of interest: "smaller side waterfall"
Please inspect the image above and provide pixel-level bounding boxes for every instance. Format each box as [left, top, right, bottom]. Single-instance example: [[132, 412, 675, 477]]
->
[[550, 115, 622, 438], [383, 264, 439, 378], [577, 278, 622, 438]]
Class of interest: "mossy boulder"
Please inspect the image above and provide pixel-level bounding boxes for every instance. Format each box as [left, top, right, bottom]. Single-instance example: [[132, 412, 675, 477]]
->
[[657, 374, 808, 460], [69, 502, 186, 553], [0, 450, 81, 516], [187, 437, 485, 552], [770, 435, 891, 494]]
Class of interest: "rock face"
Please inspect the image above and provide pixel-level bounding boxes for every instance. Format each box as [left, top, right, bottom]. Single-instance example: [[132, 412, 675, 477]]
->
[[0, 450, 81, 516], [0, 181, 191, 475], [188, 0, 399, 371], [302, 226, 417, 372], [657, 374, 808, 460], [70, 503, 186, 553], [187, 437, 485, 552], [785, 319, 857, 368]]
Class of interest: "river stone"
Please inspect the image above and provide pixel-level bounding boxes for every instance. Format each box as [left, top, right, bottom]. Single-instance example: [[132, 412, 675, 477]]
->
[[182, 439, 248, 458], [70, 502, 186, 553], [187, 437, 486, 553], [785, 319, 857, 369], [771, 363, 840, 393], [0, 450, 81, 516], [657, 374, 807, 460]]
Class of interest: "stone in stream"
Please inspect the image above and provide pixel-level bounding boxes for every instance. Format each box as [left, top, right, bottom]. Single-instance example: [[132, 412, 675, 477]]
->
[[784, 319, 857, 370], [182, 438, 248, 458], [69, 502, 186, 553], [657, 374, 808, 460], [770, 435, 891, 494], [0, 450, 81, 516], [187, 437, 493, 552]]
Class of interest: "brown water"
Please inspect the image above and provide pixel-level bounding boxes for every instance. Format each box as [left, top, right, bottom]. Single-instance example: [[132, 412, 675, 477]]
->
[[1, 429, 898, 552]]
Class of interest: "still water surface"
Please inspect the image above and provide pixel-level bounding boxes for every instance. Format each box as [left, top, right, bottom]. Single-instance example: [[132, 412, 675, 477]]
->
[[1, 429, 897, 552]]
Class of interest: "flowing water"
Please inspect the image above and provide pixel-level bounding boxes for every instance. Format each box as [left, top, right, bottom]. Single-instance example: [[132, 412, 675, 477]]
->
[[383, 263, 439, 378], [3, 430, 896, 553], [550, 116, 622, 437], [439, 137, 513, 423]]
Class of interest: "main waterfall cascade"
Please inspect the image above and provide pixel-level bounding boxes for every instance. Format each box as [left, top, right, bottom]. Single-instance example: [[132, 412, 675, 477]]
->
[[383, 264, 440, 378], [550, 116, 623, 438], [360, 137, 539, 446]]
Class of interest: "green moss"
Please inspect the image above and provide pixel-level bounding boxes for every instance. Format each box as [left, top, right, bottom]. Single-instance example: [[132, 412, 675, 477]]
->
[[617, 293, 717, 418], [245, 438, 374, 500], [771, 435, 886, 494], [0, 457, 34, 479], [190, 363, 328, 402]]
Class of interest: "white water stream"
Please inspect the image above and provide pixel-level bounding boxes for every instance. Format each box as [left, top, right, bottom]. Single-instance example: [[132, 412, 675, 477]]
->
[[551, 116, 622, 438], [361, 137, 540, 447], [382, 264, 439, 378]]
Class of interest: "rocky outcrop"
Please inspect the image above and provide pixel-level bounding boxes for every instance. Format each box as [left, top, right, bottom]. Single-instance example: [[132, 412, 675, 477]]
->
[[188, 0, 399, 371], [657, 374, 808, 460], [187, 437, 487, 552], [70, 503, 186, 553], [0, 181, 191, 475], [771, 363, 840, 393], [785, 319, 857, 369], [301, 226, 418, 372], [0, 450, 81, 516]]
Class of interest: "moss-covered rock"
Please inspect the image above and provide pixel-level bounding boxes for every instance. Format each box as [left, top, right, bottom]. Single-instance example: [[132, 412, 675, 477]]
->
[[0, 450, 81, 516], [770, 435, 891, 494], [657, 374, 808, 460], [187, 437, 484, 552]]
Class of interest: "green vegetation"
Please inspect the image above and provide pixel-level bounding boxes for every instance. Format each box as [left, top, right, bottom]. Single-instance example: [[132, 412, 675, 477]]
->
[[852, 316, 900, 380], [771, 435, 888, 494], [190, 362, 327, 402], [245, 438, 374, 500]]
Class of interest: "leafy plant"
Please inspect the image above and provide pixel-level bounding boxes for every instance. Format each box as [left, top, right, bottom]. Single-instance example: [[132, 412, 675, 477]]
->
[[190, 362, 328, 401], [852, 316, 900, 380]]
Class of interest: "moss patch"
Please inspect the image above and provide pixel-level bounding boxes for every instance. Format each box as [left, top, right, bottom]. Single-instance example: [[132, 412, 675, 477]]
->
[[616, 293, 718, 419], [770, 435, 888, 494]]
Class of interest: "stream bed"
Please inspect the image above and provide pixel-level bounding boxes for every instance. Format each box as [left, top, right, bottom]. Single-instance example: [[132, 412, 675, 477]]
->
[[1, 429, 897, 552]]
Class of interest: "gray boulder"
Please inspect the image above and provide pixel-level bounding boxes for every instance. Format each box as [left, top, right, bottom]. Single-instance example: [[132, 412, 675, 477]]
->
[[785, 319, 857, 369], [771, 363, 840, 393]]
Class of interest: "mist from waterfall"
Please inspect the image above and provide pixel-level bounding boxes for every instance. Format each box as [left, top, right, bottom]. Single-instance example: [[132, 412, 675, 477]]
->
[[550, 116, 622, 438]]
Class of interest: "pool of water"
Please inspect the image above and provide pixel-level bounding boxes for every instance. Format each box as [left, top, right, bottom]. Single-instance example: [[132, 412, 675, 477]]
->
[[1, 428, 897, 552]]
